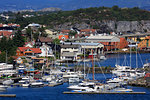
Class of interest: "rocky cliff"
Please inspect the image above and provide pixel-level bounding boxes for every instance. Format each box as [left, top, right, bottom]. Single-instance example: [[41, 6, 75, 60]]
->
[[53, 20, 150, 33]]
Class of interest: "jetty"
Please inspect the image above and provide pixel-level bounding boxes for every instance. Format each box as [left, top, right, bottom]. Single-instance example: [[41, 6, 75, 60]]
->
[[63, 91, 146, 94], [0, 94, 16, 97]]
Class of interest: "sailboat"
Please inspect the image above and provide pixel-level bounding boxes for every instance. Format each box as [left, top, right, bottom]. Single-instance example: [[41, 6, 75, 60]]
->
[[112, 44, 145, 80], [67, 49, 105, 92]]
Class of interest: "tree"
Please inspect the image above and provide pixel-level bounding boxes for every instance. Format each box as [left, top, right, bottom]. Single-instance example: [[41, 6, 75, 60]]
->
[[69, 31, 77, 36], [0, 51, 6, 63], [26, 27, 32, 41], [53, 38, 60, 45], [13, 29, 25, 47]]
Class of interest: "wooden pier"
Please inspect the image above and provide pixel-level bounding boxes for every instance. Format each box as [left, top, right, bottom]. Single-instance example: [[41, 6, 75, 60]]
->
[[63, 91, 146, 94], [0, 94, 16, 97]]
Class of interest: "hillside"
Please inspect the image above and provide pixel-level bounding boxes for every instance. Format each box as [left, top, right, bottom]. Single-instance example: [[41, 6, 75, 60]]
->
[[6, 6, 150, 33]]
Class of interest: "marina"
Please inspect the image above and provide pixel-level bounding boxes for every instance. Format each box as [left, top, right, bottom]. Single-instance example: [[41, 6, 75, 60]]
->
[[0, 53, 149, 99]]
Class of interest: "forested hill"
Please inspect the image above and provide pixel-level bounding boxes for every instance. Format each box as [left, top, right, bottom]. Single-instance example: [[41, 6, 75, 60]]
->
[[9, 6, 150, 29]]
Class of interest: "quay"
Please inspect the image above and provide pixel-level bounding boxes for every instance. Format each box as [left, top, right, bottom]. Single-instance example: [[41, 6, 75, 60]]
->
[[63, 91, 146, 94], [0, 94, 16, 97]]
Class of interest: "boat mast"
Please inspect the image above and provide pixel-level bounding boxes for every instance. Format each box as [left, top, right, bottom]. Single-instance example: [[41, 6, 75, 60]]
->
[[136, 43, 138, 69], [84, 47, 85, 80], [92, 49, 94, 80], [130, 45, 132, 68]]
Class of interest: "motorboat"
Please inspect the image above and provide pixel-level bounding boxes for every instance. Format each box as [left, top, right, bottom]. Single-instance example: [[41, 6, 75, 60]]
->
[[69, 76, 80, 83], [22, 82, 30, 87], [68, 81, 104, 92], [0, 63, 17, 76], [30, 81, 44, 87], [63, 71, 84, 79], [19, 76, 33, 83], [114, 88, 133, 92], [100, 56, 106, 60], [3, 79, 14, 85]]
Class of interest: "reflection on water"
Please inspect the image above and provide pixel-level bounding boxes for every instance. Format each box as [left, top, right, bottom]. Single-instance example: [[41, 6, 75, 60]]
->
[[65, 53, 150, 68]]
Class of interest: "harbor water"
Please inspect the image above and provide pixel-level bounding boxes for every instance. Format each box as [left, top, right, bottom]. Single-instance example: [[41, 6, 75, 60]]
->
[[0, 74, 150, 100], [69, 53, 150, 68], [0, 53, 150, 100]]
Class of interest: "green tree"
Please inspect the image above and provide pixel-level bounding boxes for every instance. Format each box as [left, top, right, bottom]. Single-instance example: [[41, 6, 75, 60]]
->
[[69, 31, 77, 36], [0, 51, 6, 63], [13, 29, 25, 47], [53, 38, 60, 44]]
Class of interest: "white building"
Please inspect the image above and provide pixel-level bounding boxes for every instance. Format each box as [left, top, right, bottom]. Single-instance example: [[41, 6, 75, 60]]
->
[[60, 43, 81, 61], [60, 42, 104, 61], [39, 44, 54, 57]]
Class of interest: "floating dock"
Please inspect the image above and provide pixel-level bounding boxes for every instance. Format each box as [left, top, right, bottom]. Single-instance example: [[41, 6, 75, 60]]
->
[[0, 94, 16, 97], [48, 83, 63, 87], [63, 91, 146, 94]]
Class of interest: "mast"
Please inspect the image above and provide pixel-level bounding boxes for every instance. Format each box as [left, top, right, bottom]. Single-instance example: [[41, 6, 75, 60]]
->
[[130, 45, 132, 68], [84, 47, 85, 80], [136, 43, 138, 69], [92, 49, 94, 80]]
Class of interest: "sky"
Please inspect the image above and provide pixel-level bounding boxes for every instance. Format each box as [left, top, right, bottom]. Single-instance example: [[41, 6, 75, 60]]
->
[[0, 0, 150, 11]]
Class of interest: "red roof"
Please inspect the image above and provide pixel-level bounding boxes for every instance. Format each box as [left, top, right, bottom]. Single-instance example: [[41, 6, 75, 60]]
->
[[8, 23, 20, 27], [61, 30, 71, 33], [39, 37, 53, 43], [0, 31, 13, 38], [30, 48, 42, 53], [18, 47, 41, 53], [80, 29, 96, 33], [0, 23, 20, 27], [75, 34, 90, 38], [18, 47, 30, 52]]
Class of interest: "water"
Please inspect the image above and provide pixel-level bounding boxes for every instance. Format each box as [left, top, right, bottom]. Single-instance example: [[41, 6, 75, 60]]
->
[[1, 53, 150, 100], [68, 53, 150, 68], [0, 73, 150, 100]]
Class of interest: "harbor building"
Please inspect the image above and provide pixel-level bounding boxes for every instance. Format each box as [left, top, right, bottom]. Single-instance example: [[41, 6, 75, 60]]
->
[[60, 42, 104, 61], [85, 35, 128, 51]]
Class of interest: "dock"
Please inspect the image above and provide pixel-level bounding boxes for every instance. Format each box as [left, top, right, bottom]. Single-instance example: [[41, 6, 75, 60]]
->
[[48, 83, 63, 87], [0, 94, 16, 97], [63, 91, 146, 94]]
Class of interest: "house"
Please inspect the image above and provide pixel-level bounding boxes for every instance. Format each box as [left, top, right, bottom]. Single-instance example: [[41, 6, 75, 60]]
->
[[16, 47, 42, 57], [74, 29, 97, 39], [61, 30, 71, 34], [35, 37, 53, 48], [39, 44, 54, 57], [0, 31, 14, 39], [116, 37, 128, 49], [60, 43, 82, 61], [24, 41, 35, 48], [80, 29, 97, 34], [58, 34, 69, 41], [63, 42, 104, 59], [138, 36, 150, 49], [85, 35, 120, 51]]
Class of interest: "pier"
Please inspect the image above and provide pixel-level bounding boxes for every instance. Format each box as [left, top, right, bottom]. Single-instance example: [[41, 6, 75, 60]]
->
[[0, 94, 16, 97], [63, 91, 146, 94], [48, 83, 63, 87]]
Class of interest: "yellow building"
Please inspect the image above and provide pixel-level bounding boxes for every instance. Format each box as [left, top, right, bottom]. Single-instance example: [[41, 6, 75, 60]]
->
[[138, 36, 150, 49]]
